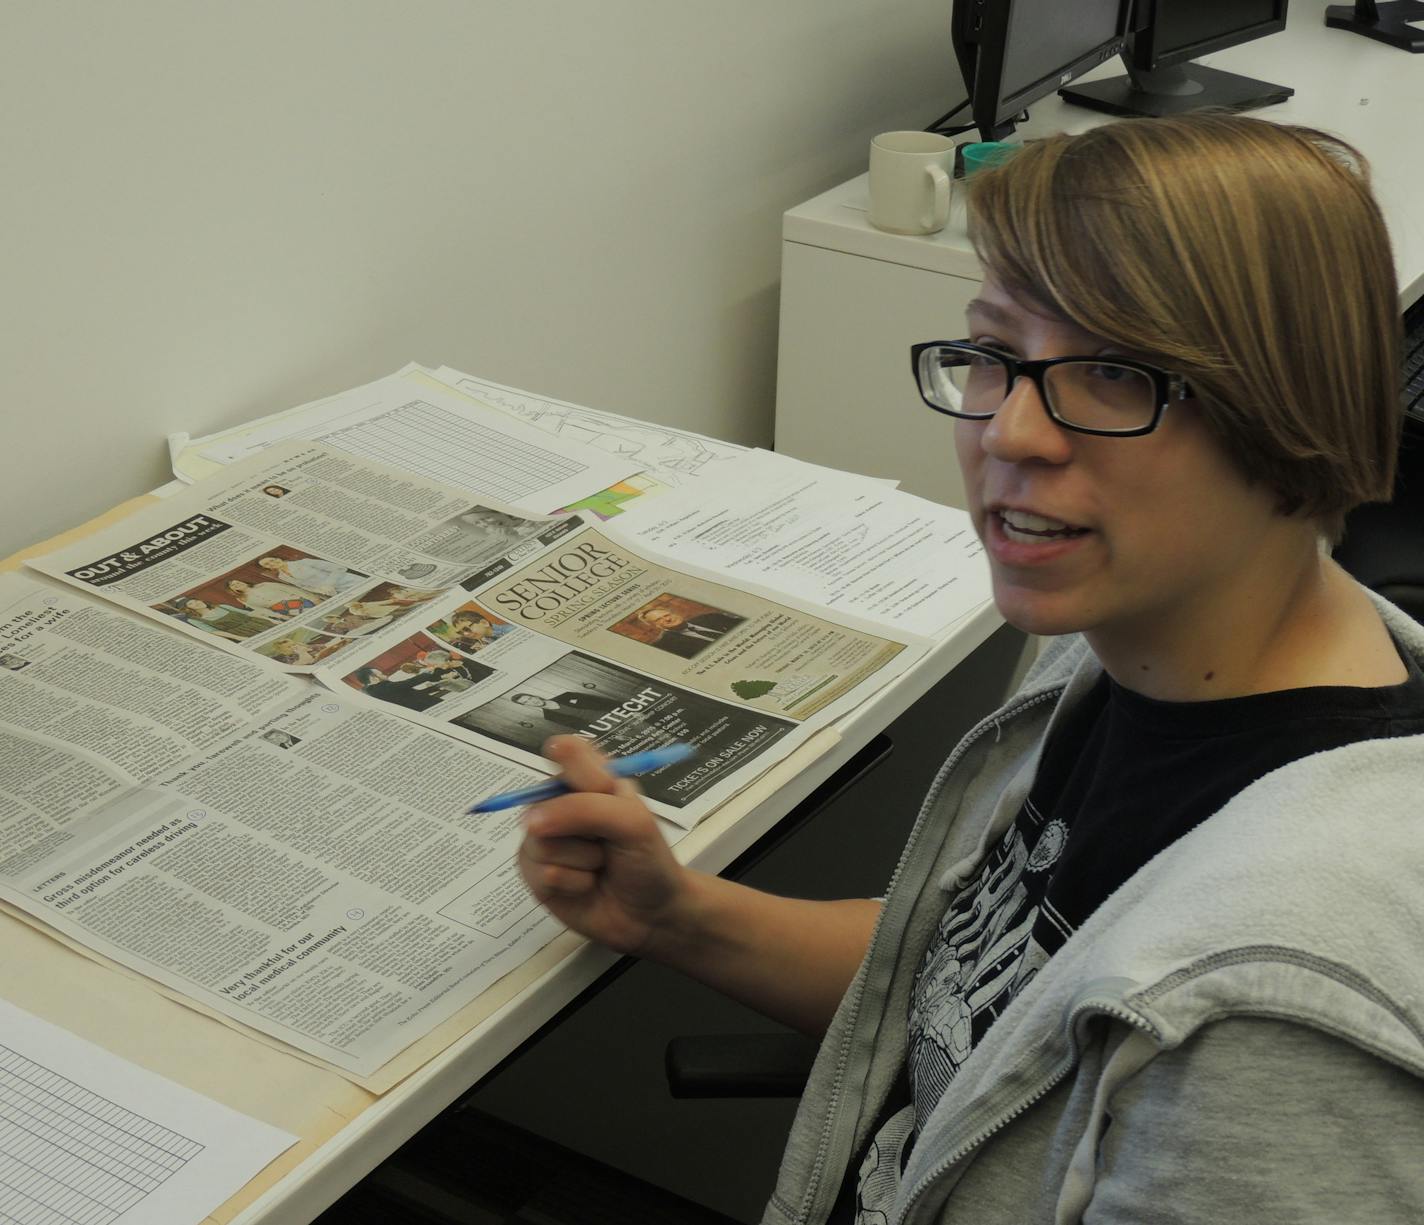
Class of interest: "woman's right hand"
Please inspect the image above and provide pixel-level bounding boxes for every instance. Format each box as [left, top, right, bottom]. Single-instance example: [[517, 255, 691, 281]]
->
[[517, 736, 691, 957], [520, 737, 879, 1035]]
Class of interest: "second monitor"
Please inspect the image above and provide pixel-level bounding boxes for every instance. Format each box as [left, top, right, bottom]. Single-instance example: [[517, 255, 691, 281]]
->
[[951, 0, 1133, 140], [1058, 0, 1294, 118]]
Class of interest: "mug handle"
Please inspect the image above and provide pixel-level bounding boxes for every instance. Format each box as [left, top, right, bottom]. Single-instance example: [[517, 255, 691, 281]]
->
[[923, 163, 951, 232]]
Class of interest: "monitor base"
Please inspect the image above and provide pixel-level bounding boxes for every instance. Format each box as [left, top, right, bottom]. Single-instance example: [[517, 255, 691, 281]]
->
[[1058, 63, 1294, 118], [1325, 1, 1424, 52]]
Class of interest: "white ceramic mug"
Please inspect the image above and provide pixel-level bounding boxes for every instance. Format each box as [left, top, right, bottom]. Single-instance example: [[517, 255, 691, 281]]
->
[[868, 131, 955, 235]]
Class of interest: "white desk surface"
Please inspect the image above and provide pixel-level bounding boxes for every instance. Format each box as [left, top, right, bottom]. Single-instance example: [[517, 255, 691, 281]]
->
[[0, 490, 1004, 1225], [785, 2, 1424, 308]]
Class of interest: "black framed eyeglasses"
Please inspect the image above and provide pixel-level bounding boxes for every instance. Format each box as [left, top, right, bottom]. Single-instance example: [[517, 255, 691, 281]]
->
[[910, 341, 1193, 437]]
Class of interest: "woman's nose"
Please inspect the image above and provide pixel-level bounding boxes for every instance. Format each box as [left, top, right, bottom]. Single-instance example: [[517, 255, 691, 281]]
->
[[980, 375, 1073, 463]]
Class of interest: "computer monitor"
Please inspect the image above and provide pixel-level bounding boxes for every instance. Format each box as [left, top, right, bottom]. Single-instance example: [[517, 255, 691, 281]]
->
[[1058, 0, 1294, 119], [950, 0, 1133, 140]]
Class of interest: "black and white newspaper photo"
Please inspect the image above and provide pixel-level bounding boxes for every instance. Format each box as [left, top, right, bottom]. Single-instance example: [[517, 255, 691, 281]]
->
[[446, 651, 796, 810]]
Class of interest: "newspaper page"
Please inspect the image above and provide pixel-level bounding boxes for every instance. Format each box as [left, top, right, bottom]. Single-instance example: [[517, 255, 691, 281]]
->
[[0, 577, 302, 877], [307, 522, 926, 828], [26, 440, 586, 674], [0, 573, 602, 1081], [611, 448, 995, 637]]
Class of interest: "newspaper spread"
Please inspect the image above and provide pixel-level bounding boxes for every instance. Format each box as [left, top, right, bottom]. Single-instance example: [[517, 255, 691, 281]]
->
[[0, 572, 574, 1080], [30, 442, 929, 831], [14, 437, 940, 1081]]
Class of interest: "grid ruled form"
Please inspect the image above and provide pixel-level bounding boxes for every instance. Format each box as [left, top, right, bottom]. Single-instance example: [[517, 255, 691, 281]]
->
[[0, 999, 295, 1225], [321, 399, 589, 502], [0, 1041, 202, 1224], [191, 371, 643, 513]]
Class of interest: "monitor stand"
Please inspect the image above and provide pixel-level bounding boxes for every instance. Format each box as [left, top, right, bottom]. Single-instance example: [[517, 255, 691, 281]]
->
[[1325, 1, 1424, 51], [1058, 61, 1294, 118]]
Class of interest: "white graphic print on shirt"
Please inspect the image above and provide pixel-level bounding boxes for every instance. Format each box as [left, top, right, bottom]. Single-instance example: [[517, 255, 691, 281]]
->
[[907, 799, 1067, 1132], [854, 799, 1070, 1223]]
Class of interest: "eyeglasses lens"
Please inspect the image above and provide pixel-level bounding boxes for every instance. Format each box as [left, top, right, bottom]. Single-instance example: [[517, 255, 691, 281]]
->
[[922, 350, 1002, 415], [1045, 363, 1156, 432]]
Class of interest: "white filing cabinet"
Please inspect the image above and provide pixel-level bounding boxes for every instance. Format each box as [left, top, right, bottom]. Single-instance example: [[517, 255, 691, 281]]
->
[[773, 174, 983, 510]]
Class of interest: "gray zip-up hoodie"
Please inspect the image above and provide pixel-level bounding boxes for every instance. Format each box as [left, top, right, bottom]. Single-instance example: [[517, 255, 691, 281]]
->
[[765, 593, 1424, 1225]]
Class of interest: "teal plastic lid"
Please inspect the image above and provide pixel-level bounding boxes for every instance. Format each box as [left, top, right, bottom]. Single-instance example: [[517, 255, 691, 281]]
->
[[961, 141, 1020, 176]]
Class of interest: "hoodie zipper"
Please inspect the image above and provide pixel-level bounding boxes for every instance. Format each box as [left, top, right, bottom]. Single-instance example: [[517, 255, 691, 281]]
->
[[794, 684, 1066, 1225], [893, 999, 1160, 1225]]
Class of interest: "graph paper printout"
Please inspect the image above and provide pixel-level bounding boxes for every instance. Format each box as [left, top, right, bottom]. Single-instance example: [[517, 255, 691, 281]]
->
[[0, 997, 295, 1225], [195, 372, 639, 513]]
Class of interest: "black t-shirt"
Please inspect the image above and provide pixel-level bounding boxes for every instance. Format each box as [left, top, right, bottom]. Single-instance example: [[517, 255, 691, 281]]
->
[[1035, 658, 1424, 954], [832, 643, 1424, 1223]]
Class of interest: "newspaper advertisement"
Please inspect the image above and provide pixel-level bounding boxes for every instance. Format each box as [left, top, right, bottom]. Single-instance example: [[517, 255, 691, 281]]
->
[[27, 440, 585, 674], [307, 523, 925, 827], [0, 573, 598, 1081]]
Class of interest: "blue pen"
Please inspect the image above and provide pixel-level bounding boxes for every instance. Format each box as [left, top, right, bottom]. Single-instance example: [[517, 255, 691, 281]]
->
[[467, 742, 698, 813]]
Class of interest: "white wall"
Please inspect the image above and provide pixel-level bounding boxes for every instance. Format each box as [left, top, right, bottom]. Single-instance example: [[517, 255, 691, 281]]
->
[[0, 1, 963, 558]]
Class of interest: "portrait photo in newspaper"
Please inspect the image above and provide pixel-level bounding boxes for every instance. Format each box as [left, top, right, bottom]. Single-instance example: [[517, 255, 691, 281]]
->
[[426, 601, 517, 655], [609, 592, 747, 660]]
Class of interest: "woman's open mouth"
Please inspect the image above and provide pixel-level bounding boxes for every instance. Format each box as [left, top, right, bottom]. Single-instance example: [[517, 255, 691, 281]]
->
[[995, 508, 1091, 544]]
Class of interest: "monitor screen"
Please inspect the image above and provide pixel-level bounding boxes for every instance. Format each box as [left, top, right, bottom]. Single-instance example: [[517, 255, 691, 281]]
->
[[1001, 0, 1126, 104], [1137, 0, 1287, 68], [953, 0, 1131, 139]]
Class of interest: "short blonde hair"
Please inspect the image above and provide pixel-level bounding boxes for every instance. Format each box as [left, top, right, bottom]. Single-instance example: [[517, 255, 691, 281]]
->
[[965, 114, 1401, 539]]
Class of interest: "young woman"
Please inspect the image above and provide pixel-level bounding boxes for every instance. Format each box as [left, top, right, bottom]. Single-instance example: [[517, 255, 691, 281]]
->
[[518, 115, 1424, 1223]]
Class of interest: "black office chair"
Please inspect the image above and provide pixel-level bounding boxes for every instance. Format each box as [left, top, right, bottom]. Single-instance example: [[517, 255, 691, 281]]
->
[[659, 735, 902, 1103], [325, 1105, 746, 1225], [665, 1031, 819, 1098]]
